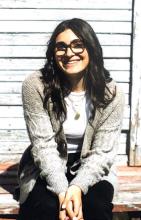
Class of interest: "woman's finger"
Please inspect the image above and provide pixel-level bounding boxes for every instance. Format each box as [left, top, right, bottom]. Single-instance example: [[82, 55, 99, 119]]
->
[[73, 198, 81, 216], [66, 200, 75, 219], [77, 206, 83, 220], [59, 209, 67, 220]]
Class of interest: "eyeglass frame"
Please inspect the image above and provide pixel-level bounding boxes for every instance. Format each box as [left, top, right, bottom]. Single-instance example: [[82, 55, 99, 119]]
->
[[54, 39, 85, 56]]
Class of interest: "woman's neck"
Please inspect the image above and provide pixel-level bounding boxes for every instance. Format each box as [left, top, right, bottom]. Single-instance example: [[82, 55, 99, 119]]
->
[[66, 72, 85, 92]]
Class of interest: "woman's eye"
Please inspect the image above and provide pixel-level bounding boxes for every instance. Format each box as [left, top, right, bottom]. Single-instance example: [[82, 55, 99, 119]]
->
[[58, 46, 65, 51], [74, 43, 83, 48], [72, 40, 84, 49], [56, 43, 66, 51]]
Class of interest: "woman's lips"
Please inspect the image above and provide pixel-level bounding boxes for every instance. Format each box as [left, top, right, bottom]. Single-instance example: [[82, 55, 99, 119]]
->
[[64, 60, 80, 68]]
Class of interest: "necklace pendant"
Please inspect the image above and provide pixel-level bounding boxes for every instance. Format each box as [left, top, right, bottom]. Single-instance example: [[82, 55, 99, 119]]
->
[[74, 112, 80, 120]]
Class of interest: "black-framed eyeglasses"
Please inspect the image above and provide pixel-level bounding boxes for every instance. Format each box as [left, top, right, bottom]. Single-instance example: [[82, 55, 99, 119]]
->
[[55, 39, 85, 56]]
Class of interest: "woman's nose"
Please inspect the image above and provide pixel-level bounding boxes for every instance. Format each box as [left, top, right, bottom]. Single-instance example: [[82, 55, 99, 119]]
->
[[65, 47, 74, 56]]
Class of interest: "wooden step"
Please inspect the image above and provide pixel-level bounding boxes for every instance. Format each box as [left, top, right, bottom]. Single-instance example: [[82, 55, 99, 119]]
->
[[0, 163, 141, 215]]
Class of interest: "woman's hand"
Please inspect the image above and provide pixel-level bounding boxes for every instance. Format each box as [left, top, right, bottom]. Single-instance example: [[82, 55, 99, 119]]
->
[[59, 191, 69, 220], [62, 185, 83, 220]]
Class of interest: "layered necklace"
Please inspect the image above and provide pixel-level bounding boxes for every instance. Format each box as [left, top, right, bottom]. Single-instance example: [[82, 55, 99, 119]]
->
[[66, 91, 86, 120]]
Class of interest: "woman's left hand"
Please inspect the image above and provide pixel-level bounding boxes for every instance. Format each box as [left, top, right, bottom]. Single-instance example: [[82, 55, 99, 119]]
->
[[62, 185, 83, 220]]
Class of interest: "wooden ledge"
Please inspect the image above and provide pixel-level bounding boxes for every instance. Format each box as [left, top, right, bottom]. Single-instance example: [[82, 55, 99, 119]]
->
[[0, 164, 141, 215]]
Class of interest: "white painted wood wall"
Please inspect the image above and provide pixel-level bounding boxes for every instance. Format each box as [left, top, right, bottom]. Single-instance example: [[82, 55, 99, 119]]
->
[[130, 0, 141, 166], [0, 0, 133, 164]]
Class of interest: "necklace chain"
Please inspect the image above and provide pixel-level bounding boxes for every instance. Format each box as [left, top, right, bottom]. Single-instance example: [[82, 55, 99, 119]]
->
[[67, 94, 85, 120]]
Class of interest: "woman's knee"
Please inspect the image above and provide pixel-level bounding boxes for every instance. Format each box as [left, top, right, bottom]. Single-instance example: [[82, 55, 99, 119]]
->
[[82, 181, 114, 220]]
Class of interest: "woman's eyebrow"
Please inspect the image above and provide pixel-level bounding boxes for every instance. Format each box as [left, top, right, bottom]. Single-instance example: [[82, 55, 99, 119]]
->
[[56, 39, 80, 45]]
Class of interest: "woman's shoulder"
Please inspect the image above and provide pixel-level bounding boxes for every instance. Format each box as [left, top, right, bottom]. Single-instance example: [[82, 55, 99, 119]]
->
[[106, 79, 125, 108], [22, 70, 44, 90], [106, 79, 124, 98], [23, 70, 43, 85], [22, 70, 45, 98]]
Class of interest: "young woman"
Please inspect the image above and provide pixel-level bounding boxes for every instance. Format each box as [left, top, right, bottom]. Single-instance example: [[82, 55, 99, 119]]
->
[[17, 18, 124, 220]]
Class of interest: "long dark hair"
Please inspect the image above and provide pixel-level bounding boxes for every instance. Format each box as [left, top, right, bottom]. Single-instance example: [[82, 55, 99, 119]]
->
[[41, 18, 115, 121]]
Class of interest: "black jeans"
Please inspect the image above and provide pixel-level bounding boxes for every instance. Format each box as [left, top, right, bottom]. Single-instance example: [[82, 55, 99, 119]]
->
[[17, 153, 114, 220]]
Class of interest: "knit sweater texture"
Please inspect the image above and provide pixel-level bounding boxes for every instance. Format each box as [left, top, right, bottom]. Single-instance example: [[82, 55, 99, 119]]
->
[[18, 71, 125, 204]]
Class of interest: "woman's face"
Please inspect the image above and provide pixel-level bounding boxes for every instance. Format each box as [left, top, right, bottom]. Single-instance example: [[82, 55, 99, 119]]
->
[[54, 29, 89, 75]]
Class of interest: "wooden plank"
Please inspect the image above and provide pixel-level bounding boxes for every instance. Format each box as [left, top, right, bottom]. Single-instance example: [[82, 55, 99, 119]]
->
[[0, 130, 28, 142], [0, 154, 21, 163], [0, 70, 130, 83], [0, 58, 44, 70], [0, 92, 129, 106], [0, 153, 128, 166], [0, 45, 131, 58], [113, 191, 141, 205], [0, 132, 127, 154], [113, 204, 141, 212], [0, 45, 46, 58], [0, 94, 129, 107], [0, 33, 131, 46], [0, 155, 115, 165], [0, 73, 26, 82], [0, 58, 130, 71], [0, 9, 132, 21], [0, 71, 30, 82], [0, 218, 17, 220], [0, 105, 130, 118], [0, 129, 128, 143], [0, 118, 26, 129], [0, 151, 128, 165], [0, 0, 132, 9], [0, 162, 18, 170], [0, 106, 24, 117], [0, 117, 130, 130], [130, 0, 141, 166], [110, 71, 130, 82], [104, 59, 130, 71], [0, 82, 21, 94], [119, 183, 141, 192], [0, 141, 127, 155], [0, 21, 132, 34], [0, 142, 30, 154], [115, 155, 128, 165], [0, 94, 22, 105], [0, 142, 127, 155], [0, 82, 129, 94], [103, 46, 130, 58], [0, 194, 18, 214], [117, 83, 129, 94]]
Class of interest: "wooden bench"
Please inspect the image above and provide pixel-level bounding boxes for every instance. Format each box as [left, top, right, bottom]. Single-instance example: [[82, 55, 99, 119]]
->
[[0, 163, 141, 220]]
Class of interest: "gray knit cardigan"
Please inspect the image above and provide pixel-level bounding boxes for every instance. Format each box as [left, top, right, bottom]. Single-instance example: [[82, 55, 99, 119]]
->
[[18, 71, 125, 204]]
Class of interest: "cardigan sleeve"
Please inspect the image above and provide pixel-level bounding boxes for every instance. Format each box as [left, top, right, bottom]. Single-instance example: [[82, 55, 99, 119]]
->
[[70, 85, 125, 194], [22, 74, 68, 195]]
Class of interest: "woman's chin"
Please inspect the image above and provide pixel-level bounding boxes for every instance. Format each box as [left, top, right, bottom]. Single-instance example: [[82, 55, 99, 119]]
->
[[62, 67, 86, 76]]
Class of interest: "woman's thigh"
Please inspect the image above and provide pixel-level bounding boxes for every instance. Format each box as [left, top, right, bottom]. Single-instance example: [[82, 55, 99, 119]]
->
[[82, 180, 114, 220], [18, 177, 59, 220]]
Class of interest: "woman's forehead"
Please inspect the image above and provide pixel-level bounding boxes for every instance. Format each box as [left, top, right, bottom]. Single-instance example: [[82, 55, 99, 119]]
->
[[55, 29, 80, 43]]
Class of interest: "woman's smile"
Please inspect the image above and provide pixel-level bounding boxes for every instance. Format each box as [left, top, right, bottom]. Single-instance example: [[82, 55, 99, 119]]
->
[[63, 58, 81, 68]]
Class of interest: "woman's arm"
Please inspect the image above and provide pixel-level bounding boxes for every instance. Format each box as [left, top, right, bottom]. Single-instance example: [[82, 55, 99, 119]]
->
[[69, 85, 125, 194], [22, 73, 68, 195]]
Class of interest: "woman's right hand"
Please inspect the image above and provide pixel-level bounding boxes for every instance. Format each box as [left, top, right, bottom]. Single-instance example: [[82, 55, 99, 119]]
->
[[59, 191, 69, 220]]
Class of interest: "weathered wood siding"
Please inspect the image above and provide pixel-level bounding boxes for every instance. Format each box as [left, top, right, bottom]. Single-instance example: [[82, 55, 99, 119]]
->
[[0, 0, 133, 164], [130, 0, 141, 166]]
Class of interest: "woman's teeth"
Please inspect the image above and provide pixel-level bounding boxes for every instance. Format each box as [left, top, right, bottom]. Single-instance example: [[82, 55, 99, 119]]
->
[[67, 60, 79, 64]]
